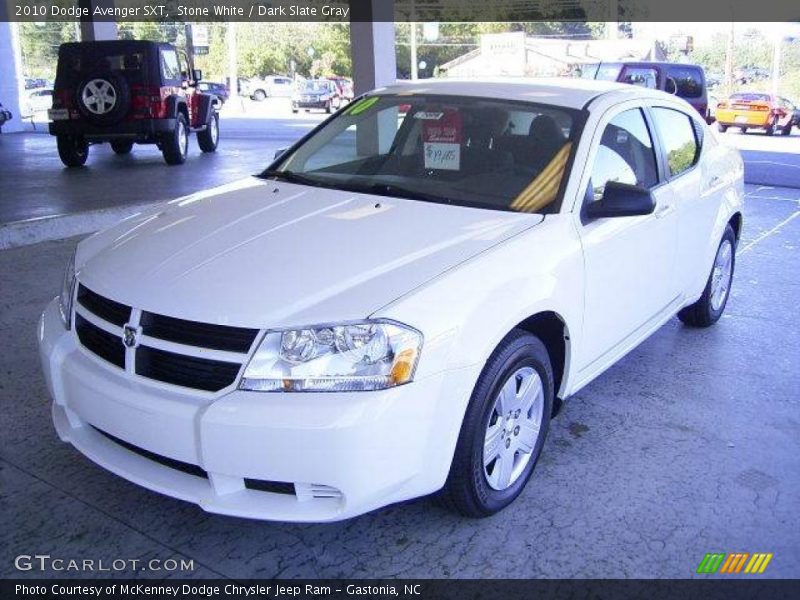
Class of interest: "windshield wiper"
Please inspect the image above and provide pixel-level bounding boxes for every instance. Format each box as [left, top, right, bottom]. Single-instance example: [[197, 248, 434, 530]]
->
[[259, 169, 324, 187], [343, 182, 453, 205]]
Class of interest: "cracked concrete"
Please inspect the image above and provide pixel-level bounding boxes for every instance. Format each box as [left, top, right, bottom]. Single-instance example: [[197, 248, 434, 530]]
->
[[1, 185, 798, 579]]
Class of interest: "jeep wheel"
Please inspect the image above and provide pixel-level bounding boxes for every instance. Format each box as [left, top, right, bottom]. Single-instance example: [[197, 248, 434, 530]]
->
[[325, 101, 333, 114], [765, 118, 777, 136], [252, 89, 267, 102], [110, 140, 133, 155], [57, 136, 89, 168], [781, 122, 793, 136], [197, 112, 219, 153], [162, 113, 189, 165]]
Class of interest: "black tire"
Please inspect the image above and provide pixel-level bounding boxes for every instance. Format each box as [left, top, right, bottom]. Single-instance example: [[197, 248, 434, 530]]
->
[[291, 109, 299, 114], [765, 119, 776, 136], [57, 135, 89, 167], [110, 140, 133, 155], [197, 112, 219, 153], [440, 330, 553, 518], [75, 71, 130, 126], [678, 224, 737, 328], [325, 101, 333, 114], [717, 123, 728, 133], [740, 126, 748, 133], [161, 113, 189, 165], [252, 89, 267, 101], [781, 122, 793, 136]]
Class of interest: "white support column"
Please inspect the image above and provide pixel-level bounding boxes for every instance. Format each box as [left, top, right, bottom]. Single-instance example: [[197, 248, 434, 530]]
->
[[349, 0, 396, 95], [78, 0, 118, 41], [0, 14, 24, 132]]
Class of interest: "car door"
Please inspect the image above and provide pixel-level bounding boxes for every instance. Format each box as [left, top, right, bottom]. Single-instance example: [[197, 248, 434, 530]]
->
[[648, 106, 712, 295], [576, 104, 679, 372]]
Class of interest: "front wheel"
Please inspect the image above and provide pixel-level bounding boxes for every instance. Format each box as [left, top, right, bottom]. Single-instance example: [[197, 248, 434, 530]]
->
[[57, 135, 88, 167], [197, 112, 219, 153], [781, 122, 793, 136], [678, 225, 736, 328], [252, 89, 267, 102], [440, 330, 553, 518], [161, 113, 189, 165], [765, 118, 777, 136], [717, 123, 728, 133]]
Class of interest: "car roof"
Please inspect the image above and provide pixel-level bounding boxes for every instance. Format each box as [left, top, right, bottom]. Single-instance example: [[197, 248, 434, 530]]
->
[[373, 77, 654, 110]]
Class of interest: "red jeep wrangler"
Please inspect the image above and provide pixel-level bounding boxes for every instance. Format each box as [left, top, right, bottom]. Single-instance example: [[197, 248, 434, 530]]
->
[[49, 40, 219, 167]]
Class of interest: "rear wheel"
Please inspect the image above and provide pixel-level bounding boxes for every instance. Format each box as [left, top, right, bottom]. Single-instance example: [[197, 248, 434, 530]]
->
[[678, 225, 736, 328], [57, 135, 89, 167], [440, 330, 553, 517], [161, 113, 189, 165], [781, 122, 793, 136], [197, 112, 219, 153], [110, 140, 133, 155], [717, 123, 728, 133], [252, 89, 267, 101]]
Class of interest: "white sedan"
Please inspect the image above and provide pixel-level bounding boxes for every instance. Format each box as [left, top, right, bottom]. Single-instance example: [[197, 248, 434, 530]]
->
[[39, 79, 744, 521]]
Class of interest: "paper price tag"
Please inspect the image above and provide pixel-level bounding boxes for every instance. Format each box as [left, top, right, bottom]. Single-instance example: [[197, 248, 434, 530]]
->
[[424, 142, 460, 170]]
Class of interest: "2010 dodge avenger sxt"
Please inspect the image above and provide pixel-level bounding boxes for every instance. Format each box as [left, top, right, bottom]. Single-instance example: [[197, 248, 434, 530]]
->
[[39, 79, 744, 521]]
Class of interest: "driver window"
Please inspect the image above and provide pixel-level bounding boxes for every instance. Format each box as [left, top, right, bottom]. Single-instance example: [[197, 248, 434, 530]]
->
[[589, 108, 658, 201]]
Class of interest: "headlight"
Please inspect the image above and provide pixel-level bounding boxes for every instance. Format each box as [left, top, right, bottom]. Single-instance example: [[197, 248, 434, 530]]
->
[[240, 320, 422, 392], [58, 250, 76, 329]]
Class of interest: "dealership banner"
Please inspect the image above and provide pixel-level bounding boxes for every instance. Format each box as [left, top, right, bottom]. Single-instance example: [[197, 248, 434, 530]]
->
[[4, 0, 800, 23], [3, 579, 800, 600]]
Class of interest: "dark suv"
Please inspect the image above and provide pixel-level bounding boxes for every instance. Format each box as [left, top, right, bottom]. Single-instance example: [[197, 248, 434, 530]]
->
[[49, 40, 219, 167], [581, 61, 709, 121]]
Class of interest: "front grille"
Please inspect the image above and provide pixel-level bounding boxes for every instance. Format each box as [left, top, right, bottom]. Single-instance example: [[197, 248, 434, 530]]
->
[[77, 285, 131, 326], [139, 312, 258, 353], [136, 346, 242, 393], [74, 284, 259, 393], [75, 314, 125, 368]]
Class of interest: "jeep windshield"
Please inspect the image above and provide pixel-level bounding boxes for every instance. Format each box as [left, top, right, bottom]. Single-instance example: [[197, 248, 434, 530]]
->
[[263, 94, 582, 214]]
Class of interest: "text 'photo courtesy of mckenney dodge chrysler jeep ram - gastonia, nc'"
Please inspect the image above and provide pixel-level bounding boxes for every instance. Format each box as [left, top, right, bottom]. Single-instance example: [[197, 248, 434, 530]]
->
[[38, 78, 744, 522]]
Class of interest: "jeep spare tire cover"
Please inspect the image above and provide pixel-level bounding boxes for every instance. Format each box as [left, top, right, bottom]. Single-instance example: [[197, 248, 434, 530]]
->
[[76, 71, 131, 126]]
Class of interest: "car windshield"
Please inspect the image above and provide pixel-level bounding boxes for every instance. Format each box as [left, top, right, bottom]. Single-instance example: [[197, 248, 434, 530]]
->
[[264, 94, 581, 214], [300, 81, 331, 93]]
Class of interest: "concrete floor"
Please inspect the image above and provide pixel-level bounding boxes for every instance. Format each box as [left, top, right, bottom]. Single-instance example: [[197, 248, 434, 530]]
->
[[1, 184, 798, 579]]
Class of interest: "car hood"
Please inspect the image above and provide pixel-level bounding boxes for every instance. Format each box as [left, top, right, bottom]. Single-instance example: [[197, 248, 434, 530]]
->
[[77, 178, 540, 328]]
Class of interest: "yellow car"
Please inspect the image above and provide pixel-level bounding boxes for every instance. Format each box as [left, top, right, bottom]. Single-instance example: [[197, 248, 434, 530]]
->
[[716, 92, 793, 136]]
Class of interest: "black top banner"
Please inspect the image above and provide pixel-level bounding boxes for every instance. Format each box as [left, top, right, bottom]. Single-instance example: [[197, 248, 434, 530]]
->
[[4, 0, 800, 23]]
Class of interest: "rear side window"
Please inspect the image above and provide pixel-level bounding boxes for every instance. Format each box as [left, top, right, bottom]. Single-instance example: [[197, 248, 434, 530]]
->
[[160, 49, 181, 81], [651, 108, 701, 177], [589, 108, 658, 201], [666, 67, 704, 99], [621, 67, 658, 89]]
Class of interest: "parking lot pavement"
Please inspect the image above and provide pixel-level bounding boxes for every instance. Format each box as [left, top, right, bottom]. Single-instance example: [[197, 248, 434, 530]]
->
[[1, 185, 797, 579], [0, 112, 327, 226]]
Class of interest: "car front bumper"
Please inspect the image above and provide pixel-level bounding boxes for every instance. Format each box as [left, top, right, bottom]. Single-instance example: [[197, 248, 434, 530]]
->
[[293, 100, 329, 109], [38, 299, 477, 522]]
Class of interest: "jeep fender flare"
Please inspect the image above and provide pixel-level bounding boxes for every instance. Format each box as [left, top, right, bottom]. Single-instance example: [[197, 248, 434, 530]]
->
[[195, 94, 215, 127], [165, 96, 189, 123]]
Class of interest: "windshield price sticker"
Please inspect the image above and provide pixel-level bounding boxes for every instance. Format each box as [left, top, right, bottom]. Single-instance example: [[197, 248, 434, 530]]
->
[[423, 108, 462, 171]]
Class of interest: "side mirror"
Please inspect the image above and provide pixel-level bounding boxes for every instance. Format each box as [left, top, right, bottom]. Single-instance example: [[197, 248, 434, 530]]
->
[[192, 69, 203, 82], [274, 147, 288, 160], [585, 181, 656, 219]]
